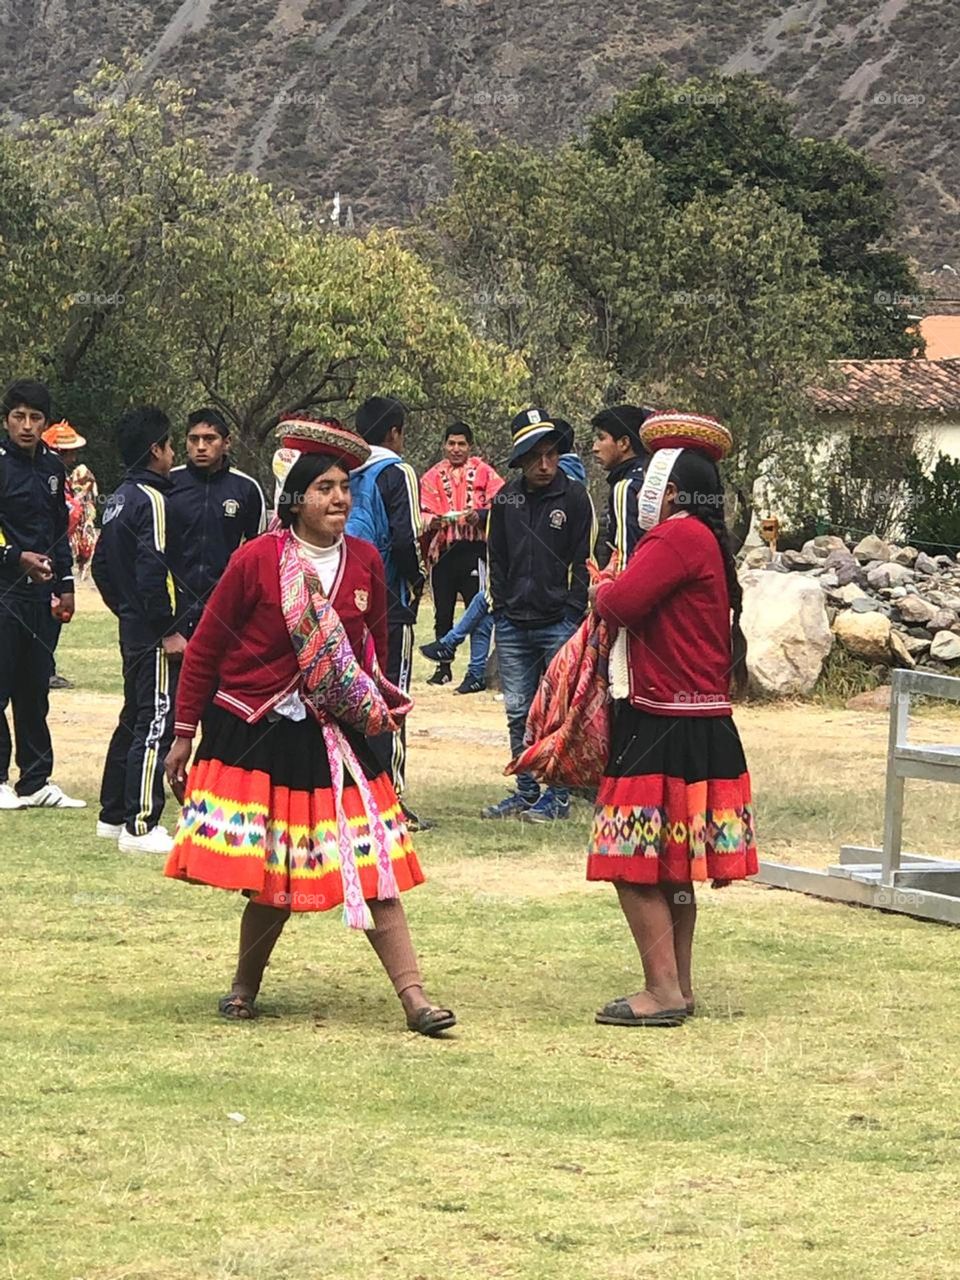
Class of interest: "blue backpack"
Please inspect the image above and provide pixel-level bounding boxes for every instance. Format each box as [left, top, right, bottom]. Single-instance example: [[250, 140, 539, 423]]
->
[[347, 458, 404, 596]]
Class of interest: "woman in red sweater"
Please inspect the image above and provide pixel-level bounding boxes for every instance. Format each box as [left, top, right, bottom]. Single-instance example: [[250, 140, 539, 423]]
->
[[589, 412, 756, 1028], [163, 416, 455, 1036]]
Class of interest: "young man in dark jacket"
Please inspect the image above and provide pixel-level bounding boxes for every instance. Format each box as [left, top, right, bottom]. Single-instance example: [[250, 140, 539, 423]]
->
[[348, 395, 428, 827], [168, 407, 266, 636], [482, 409, 594, 823], [0, 379, 85, 809], [591, 404, 652, 568], [93, 406, 187, 854]]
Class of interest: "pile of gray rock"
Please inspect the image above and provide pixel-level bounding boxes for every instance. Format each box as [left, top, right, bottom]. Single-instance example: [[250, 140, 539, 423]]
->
[[738, 534, 960, 698]]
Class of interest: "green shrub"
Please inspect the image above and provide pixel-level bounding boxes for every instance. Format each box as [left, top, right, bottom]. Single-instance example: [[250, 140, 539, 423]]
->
[[812, 646, 889, 707], [905, 453, 960, 555]]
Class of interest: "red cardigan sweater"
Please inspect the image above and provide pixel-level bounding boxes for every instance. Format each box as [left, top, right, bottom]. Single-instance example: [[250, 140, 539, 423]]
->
[[594, 513, 733, 717], [174, 533, 389, 739]]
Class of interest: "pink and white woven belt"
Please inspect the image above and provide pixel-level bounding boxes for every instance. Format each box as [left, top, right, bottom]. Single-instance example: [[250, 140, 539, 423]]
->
[[320, 718, 400, 930]]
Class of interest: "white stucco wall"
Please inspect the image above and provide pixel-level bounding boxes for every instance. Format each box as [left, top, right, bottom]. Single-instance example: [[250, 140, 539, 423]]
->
[[920, 421, 960, 463], [741, 418, 960, 546]]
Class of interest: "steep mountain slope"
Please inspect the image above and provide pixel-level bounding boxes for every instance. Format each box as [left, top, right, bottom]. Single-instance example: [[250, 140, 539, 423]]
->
[[1, 0, 955, 262]]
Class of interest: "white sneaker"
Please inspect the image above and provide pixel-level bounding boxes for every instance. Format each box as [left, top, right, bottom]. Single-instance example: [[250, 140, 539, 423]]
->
[[0, 783, 22, 809], [18, 782, 87, 809], [96, 821, 124, 839], [118, 826, 174, 855]]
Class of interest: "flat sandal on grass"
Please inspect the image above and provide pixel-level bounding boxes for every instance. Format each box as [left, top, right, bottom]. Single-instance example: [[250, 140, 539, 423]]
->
[[407, 1006, 457, 1036], [218, 993, 258, 1021], [595, 998, 688, 1028]]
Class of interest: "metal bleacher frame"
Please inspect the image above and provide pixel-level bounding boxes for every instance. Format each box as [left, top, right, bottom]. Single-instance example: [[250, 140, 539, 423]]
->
[[757, 669, 960, 925]]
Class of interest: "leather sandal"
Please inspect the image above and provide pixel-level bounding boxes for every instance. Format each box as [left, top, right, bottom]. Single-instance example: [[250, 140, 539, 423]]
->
[[595, 998, 687, 1028], [406, 1005, 457, 1036], [218, 993, 258, 1021]]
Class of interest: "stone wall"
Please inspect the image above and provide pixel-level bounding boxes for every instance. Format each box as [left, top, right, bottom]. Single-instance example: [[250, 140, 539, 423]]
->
[[740, 534, 960, 696]]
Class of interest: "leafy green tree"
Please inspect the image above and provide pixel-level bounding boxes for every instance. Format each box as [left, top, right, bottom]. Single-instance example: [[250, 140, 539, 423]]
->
[[430, 127, 850, 533], [175, 218, 524, 477], [0, 134, 66, 375], [3, 66, 523, 488], [424, 129, 619, 436], [585, 70, 923, 358], [650, 185, 851, 531]]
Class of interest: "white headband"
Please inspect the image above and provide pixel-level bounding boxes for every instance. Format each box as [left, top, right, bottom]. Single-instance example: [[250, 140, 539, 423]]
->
[[637, 448, 683, 530], [272, 446, 302, 512]]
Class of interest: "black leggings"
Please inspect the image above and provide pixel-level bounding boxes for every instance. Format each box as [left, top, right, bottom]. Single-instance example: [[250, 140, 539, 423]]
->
[[431, 541, 483, 641]]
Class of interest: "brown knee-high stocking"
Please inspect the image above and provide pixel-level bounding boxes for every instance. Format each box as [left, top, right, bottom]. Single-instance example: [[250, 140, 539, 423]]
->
[[615, 883, 685, 1009], [231, 900, 291, 999], [365, 897, 423, 1001], [666, 884, 697, 1002]]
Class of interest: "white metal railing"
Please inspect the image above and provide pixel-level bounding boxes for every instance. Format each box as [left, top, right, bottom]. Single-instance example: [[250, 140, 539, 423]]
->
[[881, 669, 960, 882]]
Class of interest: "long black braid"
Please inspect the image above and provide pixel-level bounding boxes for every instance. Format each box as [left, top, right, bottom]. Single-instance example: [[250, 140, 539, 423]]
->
[[669, 450, 749, 699]]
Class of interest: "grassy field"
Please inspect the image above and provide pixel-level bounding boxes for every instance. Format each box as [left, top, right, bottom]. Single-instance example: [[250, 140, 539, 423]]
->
[[3, 590, 960, 1279]]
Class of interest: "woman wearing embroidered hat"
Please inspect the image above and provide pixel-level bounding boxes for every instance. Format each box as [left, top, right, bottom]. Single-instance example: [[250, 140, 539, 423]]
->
[[587, 411, 757, 1028], [163, 414, 455, 1035], [42, 421, 99, 586], [39, 421, 89, 690]]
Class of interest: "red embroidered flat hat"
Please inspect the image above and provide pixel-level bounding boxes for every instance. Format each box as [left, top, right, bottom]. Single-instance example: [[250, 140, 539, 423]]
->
[[42, 420, 87, 451], [635, 411, 734, 532], [639, 411, 733, 461], [272, 415, 371, 511], [275, 414, 371, 471]]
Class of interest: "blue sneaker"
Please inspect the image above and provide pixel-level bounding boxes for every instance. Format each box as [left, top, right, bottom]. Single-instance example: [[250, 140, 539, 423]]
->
[[519, 790, 570, 823], [480, 791, 536, 819], [421, 639, 457, 663]]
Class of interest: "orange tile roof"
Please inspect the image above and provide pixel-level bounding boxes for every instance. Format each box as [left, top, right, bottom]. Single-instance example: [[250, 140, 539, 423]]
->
[[920, 315, 960, 359], [808, 358, 960, 415]]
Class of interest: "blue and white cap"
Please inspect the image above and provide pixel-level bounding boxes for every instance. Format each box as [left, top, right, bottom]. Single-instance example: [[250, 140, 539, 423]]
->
[[508, 408, 561, 467]]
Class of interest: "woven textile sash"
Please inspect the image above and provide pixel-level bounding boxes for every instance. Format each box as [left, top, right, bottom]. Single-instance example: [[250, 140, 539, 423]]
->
[[637, 447, 682, 531], [275, 528, 411, 737], [321, 718, 400, 930], [505, 557, 619, 789]]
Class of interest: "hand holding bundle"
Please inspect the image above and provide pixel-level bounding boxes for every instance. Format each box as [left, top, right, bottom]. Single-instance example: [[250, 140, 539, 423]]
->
[[505, 559, 616, 789]]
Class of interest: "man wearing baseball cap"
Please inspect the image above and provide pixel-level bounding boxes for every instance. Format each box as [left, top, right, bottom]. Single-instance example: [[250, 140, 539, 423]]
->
[[0, 379, 85, 809], [481, 408, 594, 823]]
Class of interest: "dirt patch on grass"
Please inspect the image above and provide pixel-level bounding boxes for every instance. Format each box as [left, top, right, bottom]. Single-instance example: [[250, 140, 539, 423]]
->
[[438, 853, 589, 900]]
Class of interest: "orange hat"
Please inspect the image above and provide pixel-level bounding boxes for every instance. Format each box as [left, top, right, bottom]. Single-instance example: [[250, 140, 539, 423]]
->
[[42, 420, 87, 451]]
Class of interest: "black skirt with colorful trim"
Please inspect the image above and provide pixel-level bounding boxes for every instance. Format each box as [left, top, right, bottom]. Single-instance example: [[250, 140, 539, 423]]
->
[[587, 704, 757, 886], [164, 706, 424, 911]]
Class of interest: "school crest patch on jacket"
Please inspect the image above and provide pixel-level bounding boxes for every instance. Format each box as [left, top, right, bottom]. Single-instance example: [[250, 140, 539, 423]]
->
[[354, 588, 369, 612]]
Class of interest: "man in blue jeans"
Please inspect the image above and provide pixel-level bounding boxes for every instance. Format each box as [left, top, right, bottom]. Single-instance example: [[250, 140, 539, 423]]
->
[[481, 409, 593, 823], [420, 560, 494, 694]]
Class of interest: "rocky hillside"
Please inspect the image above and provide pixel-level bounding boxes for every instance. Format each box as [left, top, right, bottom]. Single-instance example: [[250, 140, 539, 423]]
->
[[1, 0, 955, 265]]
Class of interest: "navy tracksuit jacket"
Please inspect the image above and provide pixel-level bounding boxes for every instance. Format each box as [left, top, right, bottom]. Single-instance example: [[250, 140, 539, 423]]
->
[[167, 461, 266, 635], [92, 467, 180, 835], [0, 434, 72, 793]]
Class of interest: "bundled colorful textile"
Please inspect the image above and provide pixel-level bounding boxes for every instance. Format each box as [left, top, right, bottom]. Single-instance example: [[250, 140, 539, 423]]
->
[[505, 560, 617, 789], [278, 526, 411, 738]]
